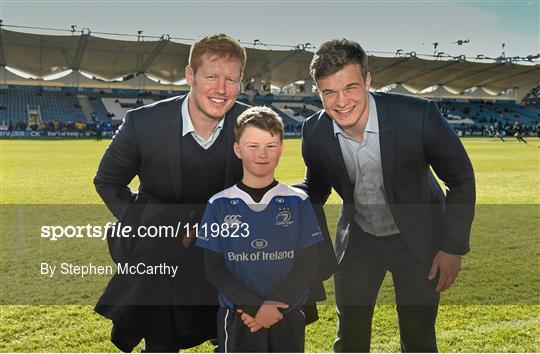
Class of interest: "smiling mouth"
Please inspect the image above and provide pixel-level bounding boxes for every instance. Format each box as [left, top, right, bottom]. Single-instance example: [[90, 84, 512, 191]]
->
[[335, 106, 354, 114], [209, 97, 227, 104]]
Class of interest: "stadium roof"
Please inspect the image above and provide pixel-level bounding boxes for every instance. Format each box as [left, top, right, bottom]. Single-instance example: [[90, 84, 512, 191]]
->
[[1, 29, 538, 96]]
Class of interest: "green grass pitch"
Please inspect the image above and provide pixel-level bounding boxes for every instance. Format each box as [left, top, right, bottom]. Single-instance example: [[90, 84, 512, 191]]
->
[[1, 137, 539, 352]]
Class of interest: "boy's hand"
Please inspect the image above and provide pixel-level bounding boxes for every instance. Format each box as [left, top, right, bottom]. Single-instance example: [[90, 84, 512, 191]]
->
[[236, 309, 263, 333], [254, 301, 289, 328], [182, 226, 196, 248]]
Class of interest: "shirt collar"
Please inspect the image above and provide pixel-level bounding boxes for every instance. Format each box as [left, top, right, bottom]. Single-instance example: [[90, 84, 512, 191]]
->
[[333, 92, 379, 137], [181, 93, 225, 137]]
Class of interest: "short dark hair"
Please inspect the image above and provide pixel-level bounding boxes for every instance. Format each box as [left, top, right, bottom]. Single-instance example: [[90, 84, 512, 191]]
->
[[234, 106, 284, 142], [189, 33, 246, 73], [310, 39, 368, 82]]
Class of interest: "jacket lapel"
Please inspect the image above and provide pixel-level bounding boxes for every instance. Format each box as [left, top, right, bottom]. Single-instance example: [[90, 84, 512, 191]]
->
[[164, 95, 186, 202], [222, 105, 242, 188], [320, 112, 354, 203], [373, 93, 395, 205]]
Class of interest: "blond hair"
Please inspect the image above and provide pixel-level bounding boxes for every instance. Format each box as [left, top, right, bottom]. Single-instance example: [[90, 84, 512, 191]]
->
[[189, 33, 246, 73]]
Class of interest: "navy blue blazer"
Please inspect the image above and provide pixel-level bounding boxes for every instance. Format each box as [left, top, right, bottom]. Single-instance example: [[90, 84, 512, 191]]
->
[[299, 92, 476, 264]]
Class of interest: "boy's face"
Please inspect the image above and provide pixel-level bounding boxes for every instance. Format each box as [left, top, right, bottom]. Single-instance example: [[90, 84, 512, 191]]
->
[[233, 126, 283, 181]]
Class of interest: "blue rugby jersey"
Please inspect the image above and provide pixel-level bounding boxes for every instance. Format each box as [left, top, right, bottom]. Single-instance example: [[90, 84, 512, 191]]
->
[[196, 182, 323, 311]]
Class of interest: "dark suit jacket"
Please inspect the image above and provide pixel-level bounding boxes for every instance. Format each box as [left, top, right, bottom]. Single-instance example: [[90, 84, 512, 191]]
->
[[299, 92, 476, 265], [93, 95, 248, 344], [94, 95, 246, 230]]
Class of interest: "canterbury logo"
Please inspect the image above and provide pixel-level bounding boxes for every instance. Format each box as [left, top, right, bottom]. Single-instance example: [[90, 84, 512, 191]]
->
[[224, 214, 242, 226], [251, 239, 268, 249]]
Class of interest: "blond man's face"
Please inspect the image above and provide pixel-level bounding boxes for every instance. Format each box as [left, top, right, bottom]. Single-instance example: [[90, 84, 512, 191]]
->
[[186, 53, 243, 122]]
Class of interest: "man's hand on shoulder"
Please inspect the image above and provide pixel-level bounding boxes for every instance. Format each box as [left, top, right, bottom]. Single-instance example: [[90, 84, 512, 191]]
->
[[428, 250, 461, 292]]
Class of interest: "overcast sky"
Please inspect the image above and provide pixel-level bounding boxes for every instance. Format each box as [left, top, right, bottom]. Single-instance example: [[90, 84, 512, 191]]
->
[[1, 0, 538, 59]]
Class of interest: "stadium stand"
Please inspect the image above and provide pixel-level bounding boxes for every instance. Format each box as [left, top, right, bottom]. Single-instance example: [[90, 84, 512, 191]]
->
[[88, 96, 111, 121], [101, 98, 154, 121], [436, 99, 539, 126], [272, 102, 317, 121], [271, 103, 305, 124], [269, 106, 303, 130], [522, 85, 540, 109], [1, 87, 86, 123], [1, 84, 539, 138]]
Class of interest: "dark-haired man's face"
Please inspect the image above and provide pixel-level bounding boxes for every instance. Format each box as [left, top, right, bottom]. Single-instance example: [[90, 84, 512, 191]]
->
[[185, 53, 243, 123], [317, 63, 371, 135]]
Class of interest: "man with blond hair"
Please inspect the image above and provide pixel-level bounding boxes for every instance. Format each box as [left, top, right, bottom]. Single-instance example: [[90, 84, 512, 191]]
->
[[94, 33, 249, 352]]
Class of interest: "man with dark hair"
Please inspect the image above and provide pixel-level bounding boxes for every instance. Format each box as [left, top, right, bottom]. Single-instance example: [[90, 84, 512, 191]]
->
[[94, 33, 249, 352], [299, 39, 476, 352]]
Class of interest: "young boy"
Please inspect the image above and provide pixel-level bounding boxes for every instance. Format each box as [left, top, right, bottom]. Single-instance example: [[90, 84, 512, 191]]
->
[[196, 106, 324, 352]]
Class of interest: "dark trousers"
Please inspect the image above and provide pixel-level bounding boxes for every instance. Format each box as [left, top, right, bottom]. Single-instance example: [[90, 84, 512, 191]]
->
[[334, 229, 439, 352], [217, 307, 305, 352]]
